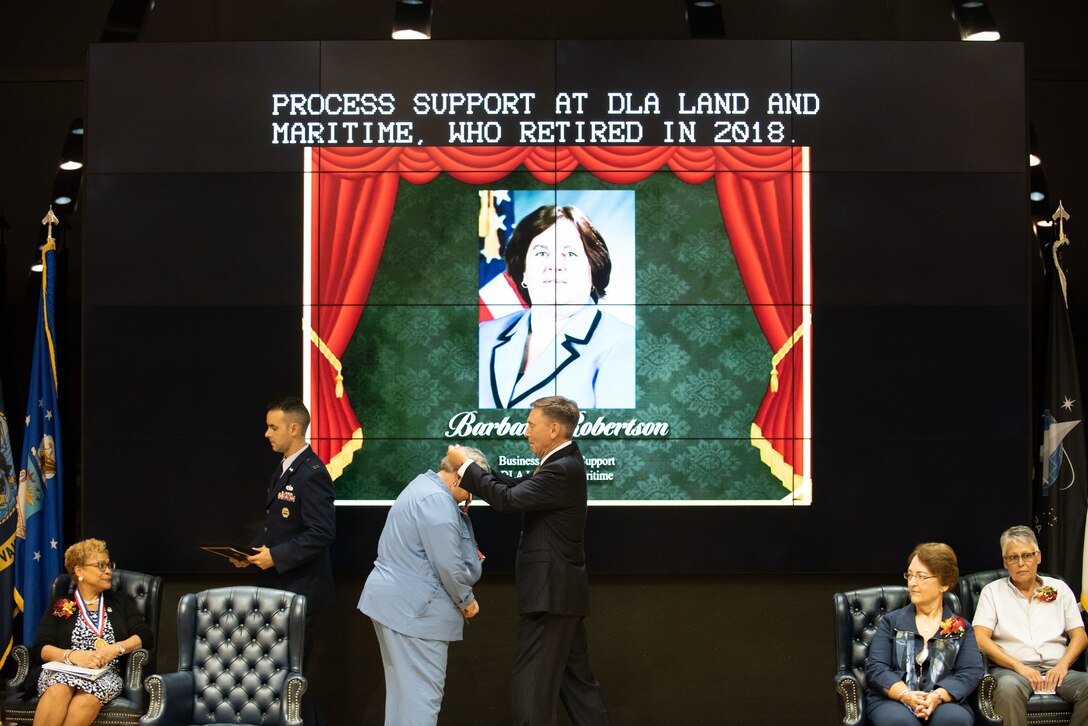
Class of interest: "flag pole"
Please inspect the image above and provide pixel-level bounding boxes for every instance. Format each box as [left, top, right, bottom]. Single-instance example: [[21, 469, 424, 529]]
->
[[1054, 201, 1070, 243], [41, 206, 58, 242]]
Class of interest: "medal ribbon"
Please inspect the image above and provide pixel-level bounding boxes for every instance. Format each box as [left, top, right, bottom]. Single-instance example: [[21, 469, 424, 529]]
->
[[74, 589, 105, 638]]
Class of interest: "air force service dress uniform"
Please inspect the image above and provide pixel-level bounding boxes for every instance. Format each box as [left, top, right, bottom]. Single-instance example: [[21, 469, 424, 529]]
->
[[251, 445, 337, 614], [251, 444, 336, 726]]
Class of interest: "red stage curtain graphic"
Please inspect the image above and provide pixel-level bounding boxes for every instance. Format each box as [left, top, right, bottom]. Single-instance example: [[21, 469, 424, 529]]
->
[[309, 145, 809, 492]]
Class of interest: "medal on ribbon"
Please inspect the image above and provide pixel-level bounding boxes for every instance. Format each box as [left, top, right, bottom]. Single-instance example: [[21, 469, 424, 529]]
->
[[74, 589, 107, 649]]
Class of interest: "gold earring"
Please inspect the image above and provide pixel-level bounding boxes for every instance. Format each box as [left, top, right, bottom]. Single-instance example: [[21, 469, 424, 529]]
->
[[78, 576, 83, 582]]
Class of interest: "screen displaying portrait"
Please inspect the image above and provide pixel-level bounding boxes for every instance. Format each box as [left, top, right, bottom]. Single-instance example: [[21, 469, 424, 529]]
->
[[478, 190, 637, 411], [305, 145, 810, 505]]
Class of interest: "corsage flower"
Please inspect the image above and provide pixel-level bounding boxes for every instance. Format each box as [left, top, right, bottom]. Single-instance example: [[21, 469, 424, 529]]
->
[[52, 598, 76, 619], [1034, 585, 1058, 603], [939, 614, 967, 638]]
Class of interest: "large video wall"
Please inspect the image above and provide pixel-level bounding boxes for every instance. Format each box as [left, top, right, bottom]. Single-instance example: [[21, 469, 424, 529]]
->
[[83, 40, 1028, 572]]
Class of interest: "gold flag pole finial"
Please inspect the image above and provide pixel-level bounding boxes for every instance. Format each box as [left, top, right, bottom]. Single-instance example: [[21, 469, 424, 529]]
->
[[1053, 201, 1070, 243], [41, 206, 59, 241], [1051, 202, 1072, 304]]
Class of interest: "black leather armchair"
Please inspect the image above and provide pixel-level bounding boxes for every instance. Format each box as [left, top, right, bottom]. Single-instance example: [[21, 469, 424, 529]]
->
[[957, 568, 1079, 726], [834, 585, 999, 725], [3, 568, 164, 726], [140, 586, 307, 726]]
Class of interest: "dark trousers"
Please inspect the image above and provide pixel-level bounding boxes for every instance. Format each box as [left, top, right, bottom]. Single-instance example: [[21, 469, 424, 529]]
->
[[511, 613, 610, 726]]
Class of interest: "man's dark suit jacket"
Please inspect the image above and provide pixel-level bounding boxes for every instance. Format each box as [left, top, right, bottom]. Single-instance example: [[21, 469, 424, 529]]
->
[[29, 588, 154, 687], [251, 445, 337, 614], [461, 441, 589, 617]]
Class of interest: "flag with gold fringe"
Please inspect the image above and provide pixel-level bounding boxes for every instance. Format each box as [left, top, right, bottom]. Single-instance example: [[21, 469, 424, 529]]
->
[[1033, 205, 1088, 608], [14, 210, 64, 644], [0, 378, 18, 667]]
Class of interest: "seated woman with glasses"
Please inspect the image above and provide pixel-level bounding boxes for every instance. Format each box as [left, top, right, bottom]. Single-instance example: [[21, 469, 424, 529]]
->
[[972, 525, 1088, 726], [29, 538, 153, 726], [864, 542, 984, 725]]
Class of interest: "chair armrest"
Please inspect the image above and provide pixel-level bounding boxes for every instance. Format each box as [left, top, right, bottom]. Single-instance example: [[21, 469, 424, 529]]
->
[[5, 645, 31, 697], [279, 673, 308, 726], [833, 672, 864, 726], [975, 672, 1003, 724], [140, 671, 194, 726], [121, 648, 152, 705]]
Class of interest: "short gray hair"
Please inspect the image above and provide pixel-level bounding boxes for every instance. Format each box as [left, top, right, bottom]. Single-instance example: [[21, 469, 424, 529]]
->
[[440, 446, 490, 474], [999, 525, 1039, 555]]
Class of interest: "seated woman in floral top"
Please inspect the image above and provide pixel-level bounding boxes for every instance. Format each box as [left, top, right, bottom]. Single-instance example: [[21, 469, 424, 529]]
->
[[865, 542, 983, 725], [30, 538, 153, 726]]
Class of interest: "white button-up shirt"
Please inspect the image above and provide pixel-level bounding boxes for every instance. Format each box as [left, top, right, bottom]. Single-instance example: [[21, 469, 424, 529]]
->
[[972, 575, 1083, 669]]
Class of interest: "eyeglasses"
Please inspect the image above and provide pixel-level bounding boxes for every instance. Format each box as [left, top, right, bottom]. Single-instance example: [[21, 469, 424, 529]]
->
[[82, 560, 116, 572], [1003, 552, 1038, 565], [903, 571, 939, 583]]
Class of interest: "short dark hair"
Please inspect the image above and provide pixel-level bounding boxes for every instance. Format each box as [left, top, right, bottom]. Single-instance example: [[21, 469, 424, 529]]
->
[[268, 397, 310, 434], [504, 205, 612, 305], [531, 396, 580, 438], [907, 542, 959, 588]]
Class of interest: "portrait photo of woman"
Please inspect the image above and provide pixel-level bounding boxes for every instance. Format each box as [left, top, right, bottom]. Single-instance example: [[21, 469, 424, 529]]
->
[[478, 191, 636, 409]]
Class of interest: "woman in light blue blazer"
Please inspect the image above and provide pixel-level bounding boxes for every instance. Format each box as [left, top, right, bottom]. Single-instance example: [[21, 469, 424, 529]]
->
[[479, 205, 635, 409], [357, 447, 489, 726]]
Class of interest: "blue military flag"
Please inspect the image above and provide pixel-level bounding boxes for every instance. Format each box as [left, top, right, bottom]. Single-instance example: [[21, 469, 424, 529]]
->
[[1033, 219, 1088, 608], [14, 234, 64, 644], [0, 381, 19, 667]]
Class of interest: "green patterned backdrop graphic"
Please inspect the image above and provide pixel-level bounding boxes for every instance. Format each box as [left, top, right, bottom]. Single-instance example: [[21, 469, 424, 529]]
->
[[330, 170, 796, 503]]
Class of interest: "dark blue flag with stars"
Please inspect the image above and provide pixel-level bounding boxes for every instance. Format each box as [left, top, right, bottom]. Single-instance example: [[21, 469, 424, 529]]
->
[[14, 237, 63, 644], [1034, 234, 1088, 608]]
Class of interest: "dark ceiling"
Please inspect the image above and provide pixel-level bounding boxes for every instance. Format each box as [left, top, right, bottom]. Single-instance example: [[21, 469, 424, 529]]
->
[[1, 0, 1086, 373]]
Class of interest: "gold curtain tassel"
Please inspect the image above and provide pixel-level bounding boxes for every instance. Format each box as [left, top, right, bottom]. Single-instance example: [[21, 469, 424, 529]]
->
[[307, 323, 345, 399]]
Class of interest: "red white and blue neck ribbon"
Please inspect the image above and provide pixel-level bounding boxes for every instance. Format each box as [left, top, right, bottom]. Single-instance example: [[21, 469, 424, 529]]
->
[[74, 590, 105, 637]]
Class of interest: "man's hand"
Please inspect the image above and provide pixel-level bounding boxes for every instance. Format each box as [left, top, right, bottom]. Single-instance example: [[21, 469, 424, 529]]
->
[[446, 445, 468, 469], [1044, 663, 1070, 691], [247, 546, 275, 570], [1016, 663, 1046, 691], [228, 557, 251, 569], [461, 599, 479, 619]]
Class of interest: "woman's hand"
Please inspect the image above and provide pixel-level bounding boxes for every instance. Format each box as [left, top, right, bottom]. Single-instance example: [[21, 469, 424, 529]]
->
[[69, 649, 107, 669], [913, 691, 941, 720], [898, 690, 926, 711]]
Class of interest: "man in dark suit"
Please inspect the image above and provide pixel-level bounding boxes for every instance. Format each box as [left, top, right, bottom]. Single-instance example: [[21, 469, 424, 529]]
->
[[448, 395, 610, 726], [232, 397, 335, 726]]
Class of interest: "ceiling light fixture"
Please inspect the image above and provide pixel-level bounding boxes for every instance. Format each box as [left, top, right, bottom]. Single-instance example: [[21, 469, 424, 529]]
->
[[686, 0, 725, 39], [951, 1, 1001, 41], [392, 0, 432, 40]]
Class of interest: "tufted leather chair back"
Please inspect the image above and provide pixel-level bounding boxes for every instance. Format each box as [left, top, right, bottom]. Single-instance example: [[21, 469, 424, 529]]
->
[[955, 568, 1008, 619], [178, 586, 306, 726], [834, 586, 962, 692], [50, 568, 163, 671]]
